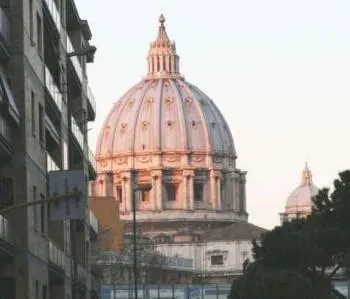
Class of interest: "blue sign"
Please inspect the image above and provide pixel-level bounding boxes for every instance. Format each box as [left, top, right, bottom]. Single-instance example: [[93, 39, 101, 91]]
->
[[48, 170, 86, 220]]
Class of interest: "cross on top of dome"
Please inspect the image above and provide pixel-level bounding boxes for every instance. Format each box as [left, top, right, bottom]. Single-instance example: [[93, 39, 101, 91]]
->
[[146, 15, 183, 80]]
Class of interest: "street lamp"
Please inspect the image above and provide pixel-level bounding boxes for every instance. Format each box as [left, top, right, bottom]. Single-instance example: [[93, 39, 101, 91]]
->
[[131, 183, 152, 299], [67, 45, 97, 63], [0, 191, 81, 215]]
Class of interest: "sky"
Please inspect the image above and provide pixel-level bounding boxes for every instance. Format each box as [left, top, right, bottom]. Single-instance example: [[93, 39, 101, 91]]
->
[[76, 0, 350, 229]]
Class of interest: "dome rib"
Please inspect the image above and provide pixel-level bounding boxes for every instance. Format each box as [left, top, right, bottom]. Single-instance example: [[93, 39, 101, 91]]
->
[[171, 79, 190, 152], [130, 81, 153, 157], [190, 86, 227, 155], [96, 82, 141, 158], [156, 80, 164, 152], [110, 82, 143, 155], [181, 82, 211, 153]]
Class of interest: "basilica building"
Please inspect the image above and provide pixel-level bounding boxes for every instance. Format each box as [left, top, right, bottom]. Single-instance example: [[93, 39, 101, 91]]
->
[[90, 15, 265, 283]]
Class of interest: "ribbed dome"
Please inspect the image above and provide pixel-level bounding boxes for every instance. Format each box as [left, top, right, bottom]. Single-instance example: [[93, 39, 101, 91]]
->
[[92, 15, 247, 223], [96, 15, 235, 165], [96, 79, 235, 159], [285, 164, 319, 214]]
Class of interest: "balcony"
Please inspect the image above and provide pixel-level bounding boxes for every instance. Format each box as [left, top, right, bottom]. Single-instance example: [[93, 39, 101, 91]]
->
[[0, 114, 12, 160], [67, 37, 83, 84], [89, 210, 98, 237], [48, 240, 65, 270], [88, 147, 97, 180], [45, 66, 63, 115], [71, 115, 84, 152], [77, 264, 88, 282], [43, 0, 61, 37], [0, 214, 14, 259], [45, 114, 60, 145], [86, 84, 96, 121], [0, 8, 10, 60], [90, 273, 100, 298]]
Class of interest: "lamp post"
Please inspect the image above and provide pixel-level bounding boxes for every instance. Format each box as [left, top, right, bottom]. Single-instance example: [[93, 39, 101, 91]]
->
[[131, 183, 152, 299]]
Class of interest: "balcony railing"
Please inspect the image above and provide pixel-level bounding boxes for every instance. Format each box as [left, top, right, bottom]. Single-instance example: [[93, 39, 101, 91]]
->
[[71, 116, 84, 151], [47, 152, 60, 172], [0, 214, 10, 243], [86, 84, 96, 116], [89, 210, 98, 234], [88, 147, 97, 172], [91, 274, 100, 292], [0, 114, 11, 144], [43, 0, 61, 33], [77, 264, 88, 282], [48, 240, 65, 270], [0, 7, 10, 48], [67, 37, 83, 83], [45, 66, 63, 112]]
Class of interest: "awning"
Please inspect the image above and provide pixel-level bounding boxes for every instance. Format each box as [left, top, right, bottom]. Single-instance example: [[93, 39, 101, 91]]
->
[[0, 66, 20, 126]]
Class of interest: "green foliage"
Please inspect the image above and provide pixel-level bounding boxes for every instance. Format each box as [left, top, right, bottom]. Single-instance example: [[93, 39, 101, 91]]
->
[[230, 170, 350, 299], [230, 264, 334, 299]]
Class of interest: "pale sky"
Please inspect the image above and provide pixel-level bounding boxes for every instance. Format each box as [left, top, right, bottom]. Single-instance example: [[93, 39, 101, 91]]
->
[[76, 0, 350, 229]]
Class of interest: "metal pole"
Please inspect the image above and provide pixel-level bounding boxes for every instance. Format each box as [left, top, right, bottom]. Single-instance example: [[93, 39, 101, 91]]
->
[[132, 188, 138, 299]]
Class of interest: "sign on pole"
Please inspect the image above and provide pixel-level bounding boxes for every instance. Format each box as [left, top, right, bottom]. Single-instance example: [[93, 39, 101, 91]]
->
[[48, 170, 86, 221]]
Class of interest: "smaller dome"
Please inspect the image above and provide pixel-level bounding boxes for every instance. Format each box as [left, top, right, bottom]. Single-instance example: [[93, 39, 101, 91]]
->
[[285, 163, 319, 215]]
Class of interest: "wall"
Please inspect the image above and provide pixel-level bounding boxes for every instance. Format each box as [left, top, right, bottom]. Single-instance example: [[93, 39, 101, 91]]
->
[[89, 196, 124, 251], [156, 240, 253, 277]]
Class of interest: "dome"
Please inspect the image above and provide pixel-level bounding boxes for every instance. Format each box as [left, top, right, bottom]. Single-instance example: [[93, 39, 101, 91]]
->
[[92, 15, 247, 223], [285, 163, 319, 215], [96, 16, 235, 163]]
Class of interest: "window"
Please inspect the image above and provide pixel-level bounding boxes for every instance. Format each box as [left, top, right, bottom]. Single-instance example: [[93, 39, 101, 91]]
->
[[29, 0, 33, 40], [38, 104, 44, 143], [35, 280, 39, 299], [31, 92, 35, 136], [36, 13, 42, 57], [211, 255, 224, 266], [85, 241, 89, 267], [42, 284, 47, 299], [117, 187, 122, 203], [40, 194, 45, 234], [194, 183, 203, 202], [59, 0, 65, 18], [166, 184, 177, 201], [0, 177, 14, 206], [141, 189, 150, 202], [33, 186, 37, 228]]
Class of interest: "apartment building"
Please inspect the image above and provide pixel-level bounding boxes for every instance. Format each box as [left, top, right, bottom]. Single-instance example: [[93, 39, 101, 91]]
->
[[0, 0, 98, 298]]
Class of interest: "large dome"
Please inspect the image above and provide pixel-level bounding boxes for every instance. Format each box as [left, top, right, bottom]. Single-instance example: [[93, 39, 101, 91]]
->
[[92, 15, 247, 223], [96, 16, 235, 164]]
